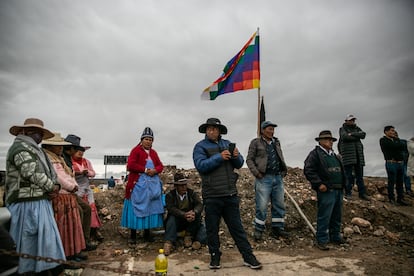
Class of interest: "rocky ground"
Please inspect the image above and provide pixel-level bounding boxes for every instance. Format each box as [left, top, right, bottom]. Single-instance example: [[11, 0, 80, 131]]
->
[[83, 166, 414, 275]]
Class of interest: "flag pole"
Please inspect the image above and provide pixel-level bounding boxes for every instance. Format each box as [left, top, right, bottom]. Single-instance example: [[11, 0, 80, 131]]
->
[[257, 88, 261, 137], [256, 27, 261, 137]]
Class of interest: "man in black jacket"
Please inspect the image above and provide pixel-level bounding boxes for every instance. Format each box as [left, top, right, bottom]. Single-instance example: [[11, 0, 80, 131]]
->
[[163, 172, 206, 255], [379, 126, 410, 206], [304, 130, 346, 250], [338, 114, 369, 201]]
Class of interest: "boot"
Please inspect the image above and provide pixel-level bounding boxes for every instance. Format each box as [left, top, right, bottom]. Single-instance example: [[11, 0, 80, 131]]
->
[[271, 227, 290, 239], [128, 229, 137, 245], [143, 229, 154, 242]]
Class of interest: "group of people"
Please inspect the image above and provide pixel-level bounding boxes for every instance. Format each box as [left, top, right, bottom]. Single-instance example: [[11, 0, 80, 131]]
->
[[2, 118, 103, 275], [2, 115, 413, 273]]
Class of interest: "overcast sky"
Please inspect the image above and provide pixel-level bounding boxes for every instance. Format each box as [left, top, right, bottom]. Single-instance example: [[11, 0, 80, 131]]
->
[[1, 0, 413, 178]]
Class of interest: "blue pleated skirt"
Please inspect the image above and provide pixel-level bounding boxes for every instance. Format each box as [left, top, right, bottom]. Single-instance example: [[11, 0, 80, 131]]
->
[[120, 199, 163, 229], [8, 199, 66, 274]]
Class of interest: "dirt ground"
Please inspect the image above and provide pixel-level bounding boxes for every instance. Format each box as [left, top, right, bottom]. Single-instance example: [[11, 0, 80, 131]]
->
[[83, 167, 414, 276]]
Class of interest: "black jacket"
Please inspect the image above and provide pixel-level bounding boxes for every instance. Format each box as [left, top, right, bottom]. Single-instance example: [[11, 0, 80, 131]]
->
[[304, 146, 346, 191], [338, 123, 366, 166]]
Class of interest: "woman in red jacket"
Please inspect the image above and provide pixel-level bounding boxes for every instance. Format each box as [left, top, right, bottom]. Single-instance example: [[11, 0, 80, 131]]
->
[[121, 127, 164, 244]]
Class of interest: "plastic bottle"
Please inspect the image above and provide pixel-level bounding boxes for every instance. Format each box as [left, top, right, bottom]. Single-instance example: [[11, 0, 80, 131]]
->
[[155, 248, 168, 275]]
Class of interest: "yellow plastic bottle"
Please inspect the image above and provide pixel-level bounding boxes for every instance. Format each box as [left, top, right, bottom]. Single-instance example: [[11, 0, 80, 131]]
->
[[155, 248, 168, 275]]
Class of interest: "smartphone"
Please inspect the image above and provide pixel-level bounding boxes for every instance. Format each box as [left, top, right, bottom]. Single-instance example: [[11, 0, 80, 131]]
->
[[228, 143, 236, 156]]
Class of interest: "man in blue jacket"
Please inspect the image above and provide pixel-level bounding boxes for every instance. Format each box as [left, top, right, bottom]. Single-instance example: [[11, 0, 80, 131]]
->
[[193, 118, 261, 270]]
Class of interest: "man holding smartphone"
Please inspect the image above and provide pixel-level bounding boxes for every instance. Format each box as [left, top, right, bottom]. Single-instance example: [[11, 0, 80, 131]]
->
[[246, 121, 289, 241], [193, 118, 261, 270]]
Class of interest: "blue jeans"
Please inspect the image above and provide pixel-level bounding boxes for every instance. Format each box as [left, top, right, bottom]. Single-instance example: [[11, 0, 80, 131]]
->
[[385, 161, 404, 201], [204, 196, 252, 258], [344, 164, 366, 196], [316, 189, 343, 244], [164, 215, 207, 244], [403, 162, 412, 192], [254, 174, 285, 232]]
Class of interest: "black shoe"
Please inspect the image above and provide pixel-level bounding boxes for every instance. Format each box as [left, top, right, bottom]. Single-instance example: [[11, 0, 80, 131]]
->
[[389, 199, 396, 205], [243, 254, 262, 269], [209, 252, 221, 269], [396, 199, 411, 206], [128, 238, 137, 245], [331, 238, 348, 245], [359, 194, 370, 201], [406, 191, 414, 197], [143, 229, 154, 242], [74, 251, 88, 260], [254, 230, 263, 241], [85, 242, 97, 251], [316, 242, 329, 250], [271, 228, 290, 239]]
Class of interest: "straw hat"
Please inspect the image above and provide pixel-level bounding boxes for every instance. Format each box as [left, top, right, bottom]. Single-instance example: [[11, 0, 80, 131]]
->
[[9, 118, 54, 139], [42, 133, 72, 146]]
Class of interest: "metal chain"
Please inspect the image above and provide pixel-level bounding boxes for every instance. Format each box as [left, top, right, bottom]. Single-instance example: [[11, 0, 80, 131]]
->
[[0, 249, 153, 275]]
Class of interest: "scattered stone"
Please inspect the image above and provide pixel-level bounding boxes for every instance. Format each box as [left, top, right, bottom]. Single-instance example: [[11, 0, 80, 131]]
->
[[351, 217, 372, 228], [353, 225, 362, 235], [343, 227, 354, 237], [373, 229, 384, 236]]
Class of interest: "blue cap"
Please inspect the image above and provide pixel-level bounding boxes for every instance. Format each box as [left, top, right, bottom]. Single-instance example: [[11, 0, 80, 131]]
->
[[261, 121, 277, 129]]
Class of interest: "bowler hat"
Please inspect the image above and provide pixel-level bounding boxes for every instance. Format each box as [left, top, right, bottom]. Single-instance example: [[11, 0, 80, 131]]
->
[[64, 134, 91, 150], [198, 118, 227, 134], [315, 130, 337, 142], [141, 127, 154, 140]]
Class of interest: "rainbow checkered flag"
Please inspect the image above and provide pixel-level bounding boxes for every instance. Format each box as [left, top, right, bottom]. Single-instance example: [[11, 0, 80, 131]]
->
[[202, 31, 260, 100]]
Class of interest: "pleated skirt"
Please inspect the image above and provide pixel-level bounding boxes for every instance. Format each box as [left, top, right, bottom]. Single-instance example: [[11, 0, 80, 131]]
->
[[8, 199, 66, 274], [52, 194, 86, 257], [120, 199, 163, 230]]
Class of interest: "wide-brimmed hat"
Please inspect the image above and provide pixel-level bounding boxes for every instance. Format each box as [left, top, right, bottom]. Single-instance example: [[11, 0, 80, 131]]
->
[[168, 172, 189, 185], [198, 118, 227, 134], [261, 120, 278, 129], [42, 133, 72, 146], [9, 118, 54, 139], [64, 134, 91, 150], [315, 130, 337, 142]]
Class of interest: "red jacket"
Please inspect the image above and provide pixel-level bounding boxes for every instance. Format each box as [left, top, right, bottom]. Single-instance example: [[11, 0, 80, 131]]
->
[[125, 144, 164, 199]]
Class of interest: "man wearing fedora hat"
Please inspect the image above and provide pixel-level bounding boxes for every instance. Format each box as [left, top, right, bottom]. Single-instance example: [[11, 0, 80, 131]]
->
[[193, 118, 261, 270], [304, 130, 347, 250], [246, 120, 289, 241], [163, 172, 206, 256], [5, 118, 66, 274]]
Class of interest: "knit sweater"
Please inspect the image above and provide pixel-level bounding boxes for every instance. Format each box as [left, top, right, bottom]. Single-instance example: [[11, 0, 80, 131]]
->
[[5, 135, 57, 204]]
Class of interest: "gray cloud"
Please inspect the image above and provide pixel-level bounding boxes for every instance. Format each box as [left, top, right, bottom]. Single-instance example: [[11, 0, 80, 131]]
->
[[1, 0, 413, 178]]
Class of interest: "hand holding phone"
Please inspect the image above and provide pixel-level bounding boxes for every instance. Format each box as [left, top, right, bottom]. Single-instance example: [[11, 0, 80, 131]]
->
[[228, 143, 236, 157]]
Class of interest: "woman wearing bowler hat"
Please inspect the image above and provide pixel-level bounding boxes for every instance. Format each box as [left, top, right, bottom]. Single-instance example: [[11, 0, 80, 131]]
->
[[121, 127, 164, 244], [42, 133, 87, 261]]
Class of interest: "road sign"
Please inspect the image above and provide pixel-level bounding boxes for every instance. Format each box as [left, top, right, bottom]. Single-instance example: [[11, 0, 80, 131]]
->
[[104, 155, 128, 165]]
